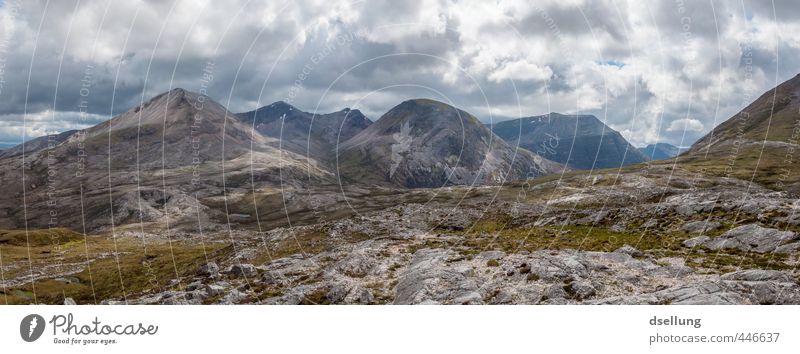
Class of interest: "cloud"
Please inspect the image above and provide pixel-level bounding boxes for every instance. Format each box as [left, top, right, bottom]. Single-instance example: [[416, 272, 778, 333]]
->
[[0, 110, 105, 143], [488, 60, 552, 83], [0, 0, 797, 147], [667, 118, 704, 132]]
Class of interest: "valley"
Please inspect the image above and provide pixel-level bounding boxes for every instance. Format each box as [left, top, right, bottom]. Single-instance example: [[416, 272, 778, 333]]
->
[[1, 75, 799, 305]]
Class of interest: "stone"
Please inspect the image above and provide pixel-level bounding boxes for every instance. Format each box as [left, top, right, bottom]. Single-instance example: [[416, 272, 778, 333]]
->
[[479, 250, 506, 261], [519, 264, 532, 274], [184, 290, 206, 301], [221, 289, 247, 304], [654, 282, 748, 305], [393, 249, 480, 305], [574, 210, 609, 225], [682, 236, 711, 248], [261, 272, 278, 285], [566, 280, 596, 300], [335, 251, 378, 278], [197, 262, 219, 276], [675, 205, 695, 216], [185, 281, 203, 291], [99, 300, 126, 305], [642, 219, 658, 228], [775, 242, 800, 254], [614, 244, 643, 257], [720, 270, 793, 283], [491, 289, 515, 304], [706, 224, 797, 253], [358, 288, 375, 304], [327, 283, 352, 303], [610, 223, 626, 232], [230, 263, 257, 277], [542, 284, 568, 300], [452, 291, 483, 304], [681, 220, 721, 233], [64, 297, 77, 305], [205, 284, 226, 297]]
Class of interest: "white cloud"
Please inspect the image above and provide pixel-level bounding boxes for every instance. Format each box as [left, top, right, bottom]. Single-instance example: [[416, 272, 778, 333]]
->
[[667, 118, 704, 132], [488, 60, 552, 83], [0, 110, 105, 142]]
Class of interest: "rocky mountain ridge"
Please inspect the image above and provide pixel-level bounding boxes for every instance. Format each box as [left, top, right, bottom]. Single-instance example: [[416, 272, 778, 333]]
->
[[490, 113, 648, 169]]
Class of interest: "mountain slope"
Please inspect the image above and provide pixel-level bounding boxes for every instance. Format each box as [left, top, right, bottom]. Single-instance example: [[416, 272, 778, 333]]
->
[[688, 74, 800, 154], [336, 99, 562, 188], [680, 74, 800, 192], [77, 88, 275, 168], [490, 113, 648, 170], [236, 102, 371, 159], [639, 143, 685, 160], [0, 89, 332, 231], [0, 129, 78, 160]]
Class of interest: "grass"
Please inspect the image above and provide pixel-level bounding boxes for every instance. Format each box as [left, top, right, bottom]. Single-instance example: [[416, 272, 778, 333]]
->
[[0, 228, 84, 247], [672, 145, 800, 192], [434, 213, 794, 273], [0, 229, 233, 305], [255, 227, 372, 264]]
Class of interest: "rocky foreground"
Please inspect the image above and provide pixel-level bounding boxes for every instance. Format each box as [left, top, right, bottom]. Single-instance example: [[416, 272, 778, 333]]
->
[[63, 164, 794, 305], [1, 164, 798, 305]]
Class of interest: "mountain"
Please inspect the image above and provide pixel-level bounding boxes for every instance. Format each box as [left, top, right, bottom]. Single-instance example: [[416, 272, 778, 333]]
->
[[0, 130, 78, 160], [0, 89, 331, 231], [490, 113, 648, 170], [78, 88, 275, 168], [638, 143, 685, 160], [681, 74, 800, 192], [688, 74, 800, 154], [336, 99, 563, 188], [236, 101, 371, 159]]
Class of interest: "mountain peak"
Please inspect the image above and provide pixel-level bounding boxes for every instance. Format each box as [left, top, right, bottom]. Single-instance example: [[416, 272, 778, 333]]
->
[[139, 88, 206, 112], [337, 99, 561, 187], [399, 98, 455, 110], [267, 100, 296, 111]]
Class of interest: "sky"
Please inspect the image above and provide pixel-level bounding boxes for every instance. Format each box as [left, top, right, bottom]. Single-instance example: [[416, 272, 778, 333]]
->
[[0, 0, 798, 148]]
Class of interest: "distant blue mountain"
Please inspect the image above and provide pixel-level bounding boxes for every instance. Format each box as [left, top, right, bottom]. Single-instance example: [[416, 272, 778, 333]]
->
[[490, 113, 648, 170], [638, 143, 686, 160]]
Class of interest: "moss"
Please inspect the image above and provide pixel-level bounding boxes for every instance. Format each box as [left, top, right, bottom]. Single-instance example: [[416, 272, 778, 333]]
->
[[0, 235, 232, 305], [684, 250, 790, 272], [486, 259, 499, 267], [0, 228, 84, 247]]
